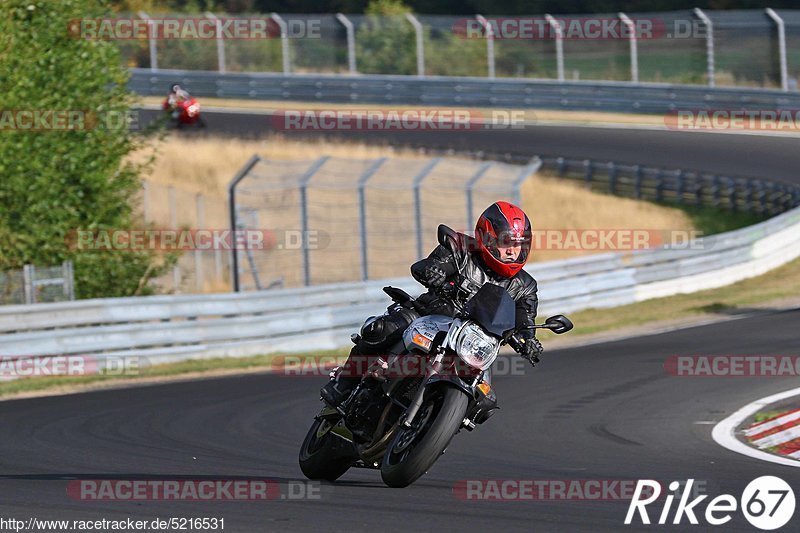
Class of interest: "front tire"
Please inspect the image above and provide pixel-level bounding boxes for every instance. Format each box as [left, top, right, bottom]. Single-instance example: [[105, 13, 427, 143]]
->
[[380, 385, 468, 488], [299, 417, 353, 481]]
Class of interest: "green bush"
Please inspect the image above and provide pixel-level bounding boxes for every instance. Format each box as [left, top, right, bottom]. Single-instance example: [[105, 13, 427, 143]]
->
[[0, 0, 175, 299]]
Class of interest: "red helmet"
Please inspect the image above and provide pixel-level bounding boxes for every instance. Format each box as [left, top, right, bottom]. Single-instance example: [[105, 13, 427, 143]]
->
[[474, 201, 532, 278]]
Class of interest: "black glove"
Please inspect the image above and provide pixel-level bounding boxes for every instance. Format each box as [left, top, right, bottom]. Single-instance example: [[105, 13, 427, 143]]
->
[[424, 264, 448, 288], [517, 332, 543, 367]]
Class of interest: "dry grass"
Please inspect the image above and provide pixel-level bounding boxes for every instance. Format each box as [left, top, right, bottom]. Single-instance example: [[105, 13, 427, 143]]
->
[[129, 134, 695, 288]]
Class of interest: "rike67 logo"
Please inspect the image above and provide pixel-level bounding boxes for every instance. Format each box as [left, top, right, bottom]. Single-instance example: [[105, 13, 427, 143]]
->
[[625, 477, 795, 530]]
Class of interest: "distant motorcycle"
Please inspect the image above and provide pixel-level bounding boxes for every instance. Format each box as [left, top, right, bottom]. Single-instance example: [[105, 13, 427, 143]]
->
[[299, 281, 573, 488], [162, 96, 205, 129]]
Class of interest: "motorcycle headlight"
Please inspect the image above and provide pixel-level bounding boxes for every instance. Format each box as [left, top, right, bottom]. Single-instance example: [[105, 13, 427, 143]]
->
[[453, 321, 500, 371]]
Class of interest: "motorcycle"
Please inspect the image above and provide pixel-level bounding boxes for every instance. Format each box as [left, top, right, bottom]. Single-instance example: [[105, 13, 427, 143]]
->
[[162, 96, 205, 129], [299, 280, 573, 488]]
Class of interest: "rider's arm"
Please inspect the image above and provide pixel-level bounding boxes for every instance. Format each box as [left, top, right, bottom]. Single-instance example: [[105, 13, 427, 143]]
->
[[411, 245, 457, 288]]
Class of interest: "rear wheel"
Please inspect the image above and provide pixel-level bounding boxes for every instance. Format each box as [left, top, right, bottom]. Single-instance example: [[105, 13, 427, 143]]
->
[[299, 417, 353, 481], [380, 385, 468, 488]]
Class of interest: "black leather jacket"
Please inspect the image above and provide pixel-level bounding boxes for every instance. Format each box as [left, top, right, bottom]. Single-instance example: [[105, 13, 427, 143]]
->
[[410, 225, 538, 330]]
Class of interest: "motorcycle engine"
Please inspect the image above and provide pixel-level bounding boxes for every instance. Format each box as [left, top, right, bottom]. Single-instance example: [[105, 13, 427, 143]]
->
[[345, 385, 385, 443]]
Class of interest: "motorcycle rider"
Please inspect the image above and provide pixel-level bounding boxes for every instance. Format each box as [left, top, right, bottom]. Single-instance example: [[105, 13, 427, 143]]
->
[[321, 201, 543, 407], [165, 84, 191, 120]]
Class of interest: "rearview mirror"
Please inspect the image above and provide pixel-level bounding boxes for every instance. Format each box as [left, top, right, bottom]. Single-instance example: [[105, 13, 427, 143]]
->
[[544, 314, 573, 334]]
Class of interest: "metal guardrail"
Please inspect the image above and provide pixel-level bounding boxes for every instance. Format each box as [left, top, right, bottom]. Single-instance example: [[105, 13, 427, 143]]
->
[[129, 69, 800, 114], [1, 203, 798, 367]]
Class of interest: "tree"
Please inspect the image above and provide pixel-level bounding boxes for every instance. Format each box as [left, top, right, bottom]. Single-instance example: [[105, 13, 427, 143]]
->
[[0, 0, 174, 298]]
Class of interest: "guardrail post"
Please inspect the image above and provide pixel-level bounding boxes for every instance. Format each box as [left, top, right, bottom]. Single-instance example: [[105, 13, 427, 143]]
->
[[711, 175, 720, 206], [357, 157, 387, 281], [205, 12, 226, 73], [655, 169, 664, 202], [271, 13, 291, 74], [745, 179, 754, 212], [513, 157, 542, 206], [556, 156, 566, 176], [694, 174, 703, 206], [608, 161, 617, 194], [138, 11, 158, 71], [413, 158, 442, 260], [618, 12, 639, 83], [405, 14, 425, 77], [757, 181, 767, 214], [336, 13, 357, 74], [693, 8, 715, 88], [227, 155, 262, 292], [633, 165, 642, 198], [298, 156, 330, 286], [23, 264, 34, 304], [766, 8, 788, 92], [476, 15, 495, 79], [545, 15, 564, 82], [727, 177, 737, 211], [676, 170, 685, 204], [583, 159, 593, 189], [466, 162, 494, 229]]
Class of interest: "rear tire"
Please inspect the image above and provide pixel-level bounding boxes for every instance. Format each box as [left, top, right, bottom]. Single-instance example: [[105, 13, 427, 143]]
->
[[380, 385, 468, 488], [299, 418, 353, 482]]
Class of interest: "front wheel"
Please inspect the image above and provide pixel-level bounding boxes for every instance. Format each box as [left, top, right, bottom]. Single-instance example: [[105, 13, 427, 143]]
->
[[380, 385, 468, 488], [299, 417, 353, 481]]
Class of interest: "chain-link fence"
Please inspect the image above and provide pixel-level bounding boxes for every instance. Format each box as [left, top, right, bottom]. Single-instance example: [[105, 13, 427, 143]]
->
[[0, 262, 74, 305], [228, 155, 539, 291], [120, 9, 800, 89]]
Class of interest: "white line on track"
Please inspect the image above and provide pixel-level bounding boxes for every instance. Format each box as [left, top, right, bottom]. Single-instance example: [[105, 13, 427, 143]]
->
[[712, 387, 800, 468]]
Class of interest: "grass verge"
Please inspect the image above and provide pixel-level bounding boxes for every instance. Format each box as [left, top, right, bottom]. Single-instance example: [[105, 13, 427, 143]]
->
[[3, 255, 799, 400]]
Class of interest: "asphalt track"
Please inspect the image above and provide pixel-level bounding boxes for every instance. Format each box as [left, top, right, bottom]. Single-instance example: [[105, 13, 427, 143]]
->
[[1, 308, 799, 532], [139, 108, 800, 185]]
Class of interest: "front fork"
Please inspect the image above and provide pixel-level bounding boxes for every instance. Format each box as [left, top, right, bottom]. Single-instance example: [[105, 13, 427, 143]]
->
[[401, 350, 474, 428]]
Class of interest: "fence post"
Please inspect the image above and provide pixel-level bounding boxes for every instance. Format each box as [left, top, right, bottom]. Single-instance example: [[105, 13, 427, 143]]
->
[[413, 158, 442, 260], [633, 165, 642, 199], [618, 13, 639, 83], [766, 8, 788, 92], [336, 13, 357, 74], [23, 264, 34, 304], [693, 8, 715, 88], [63, 261, 75, 301], [513, 157, 542, 206], [227, 155, 262, 292], [298, 156, 330, 286], [168, 186, 180, 291], [545, 15, 564, 82], [466, 162, 494, 229], [138, 12, 158, 71], [405, 14, 425, 77], [271, 13, 291, 74], [195, 193, 205, 292], [476, 15, 495, 79], [357, 157, 387, 281], [205, 12, 226, 73]]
